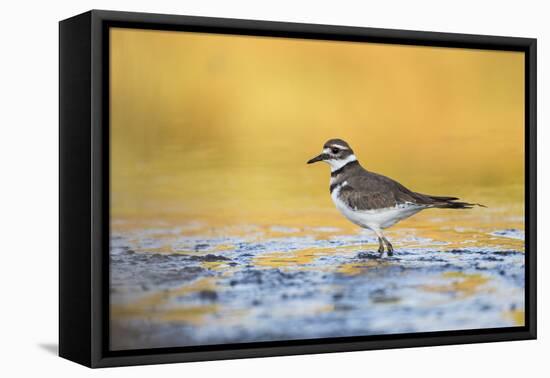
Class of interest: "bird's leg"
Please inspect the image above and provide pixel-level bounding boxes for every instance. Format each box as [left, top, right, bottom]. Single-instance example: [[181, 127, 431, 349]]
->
[[372, 229, 385, 257], [377, 237, 385, 255], [382, 237, 394, 256]]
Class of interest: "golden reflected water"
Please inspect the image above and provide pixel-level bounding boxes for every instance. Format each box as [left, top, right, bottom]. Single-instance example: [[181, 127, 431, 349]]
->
[[110, 28, 524, 220]]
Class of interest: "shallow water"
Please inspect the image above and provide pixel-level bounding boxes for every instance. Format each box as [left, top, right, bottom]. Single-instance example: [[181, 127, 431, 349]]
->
[[110, 208, 525, 351]]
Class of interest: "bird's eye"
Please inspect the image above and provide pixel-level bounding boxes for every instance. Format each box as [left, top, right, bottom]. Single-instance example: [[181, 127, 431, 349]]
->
[[331, 147, 340, 154]]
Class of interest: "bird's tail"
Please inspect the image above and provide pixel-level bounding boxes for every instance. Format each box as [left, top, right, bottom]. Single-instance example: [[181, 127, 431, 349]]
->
[[428, 195, 486, 209]]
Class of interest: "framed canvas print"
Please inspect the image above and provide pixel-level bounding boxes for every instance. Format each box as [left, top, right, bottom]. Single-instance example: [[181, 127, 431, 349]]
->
[[59, 10, 537, 368]]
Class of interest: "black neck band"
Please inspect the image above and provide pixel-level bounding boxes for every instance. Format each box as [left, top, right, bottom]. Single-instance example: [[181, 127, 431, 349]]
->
[[331, 160, 359, 177]]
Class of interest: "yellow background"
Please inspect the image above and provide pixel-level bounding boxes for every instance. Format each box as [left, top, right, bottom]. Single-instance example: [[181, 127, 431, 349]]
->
[[110, 28, 524, 223]]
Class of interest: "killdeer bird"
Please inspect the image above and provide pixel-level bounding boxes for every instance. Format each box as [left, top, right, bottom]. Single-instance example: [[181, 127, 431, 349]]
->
[[307, 139, 483, 257]]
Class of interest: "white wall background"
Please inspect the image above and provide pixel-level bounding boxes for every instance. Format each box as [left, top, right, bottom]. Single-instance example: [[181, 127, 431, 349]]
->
[[0, 0, 546, 376]]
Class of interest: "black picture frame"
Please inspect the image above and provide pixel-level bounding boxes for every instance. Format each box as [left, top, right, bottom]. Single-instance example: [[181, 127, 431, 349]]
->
[[59, 9, 537, 368]]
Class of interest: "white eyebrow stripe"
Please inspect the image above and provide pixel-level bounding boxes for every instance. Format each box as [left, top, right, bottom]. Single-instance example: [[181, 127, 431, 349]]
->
[[328, 144, 349, 150]]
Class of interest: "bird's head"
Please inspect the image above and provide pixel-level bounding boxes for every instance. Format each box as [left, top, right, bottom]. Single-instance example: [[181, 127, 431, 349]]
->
[[307, 139, 358, 171]]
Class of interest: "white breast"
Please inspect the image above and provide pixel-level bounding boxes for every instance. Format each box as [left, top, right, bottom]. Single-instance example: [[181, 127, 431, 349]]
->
[[331, 183, 425, 231]]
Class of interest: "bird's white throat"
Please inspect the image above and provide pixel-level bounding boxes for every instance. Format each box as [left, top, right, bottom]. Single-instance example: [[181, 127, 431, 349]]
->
[[326, 154, 357, 172]]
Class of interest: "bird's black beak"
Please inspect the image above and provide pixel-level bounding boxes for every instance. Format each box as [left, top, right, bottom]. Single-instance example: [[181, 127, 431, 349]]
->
[[307, 153, 328, 164]]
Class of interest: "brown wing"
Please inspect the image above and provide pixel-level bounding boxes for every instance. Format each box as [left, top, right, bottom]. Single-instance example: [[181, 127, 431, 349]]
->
[[340, 172, 435, 210]]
